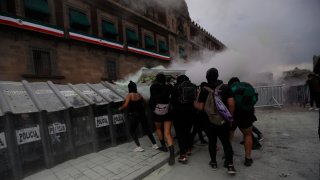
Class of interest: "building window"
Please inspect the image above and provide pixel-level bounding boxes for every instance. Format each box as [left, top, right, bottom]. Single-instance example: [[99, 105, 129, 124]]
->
[[102, 20, 118, 42], [105, 60, 117, 80], [144, 35, 155, 51], [159, 40, 168, 54], [24, 0, 50, 23], [179, 47, 187, 59], [69, 8, 90, 33], [126, 28, 139, 47], [0, 0, 7, 12], [32, 49, 52, 76]]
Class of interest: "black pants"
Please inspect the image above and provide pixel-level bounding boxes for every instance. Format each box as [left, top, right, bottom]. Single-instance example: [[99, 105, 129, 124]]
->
[[173, 110, 194, 155], [129, 112, 156, 146], [318, 111, 320, 140], [191, 112, 207, 143], [173, 119, 193, 155], [205, 122, 233, 165]]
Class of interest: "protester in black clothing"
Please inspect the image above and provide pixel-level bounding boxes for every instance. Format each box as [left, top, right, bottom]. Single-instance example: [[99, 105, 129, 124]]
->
[[306, 73, 320, 110], [149, 73, 175, 165], [118, 81, 159, 152], [194, 68, 236, 174], [171, 75, 196, 163], [305, 73, 320, 140], [191, 83, 208, 145]]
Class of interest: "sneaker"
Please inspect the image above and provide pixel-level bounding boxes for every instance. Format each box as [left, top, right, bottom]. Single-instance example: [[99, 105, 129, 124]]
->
[[315, 108, 320, 111], [133, 146, 144, 152], [209, 161, 218, 170], [244, 158, 253, 166], [186, 148, 192, 156], [152, 144, 159, 149], [227, 165, 236, 174], [309, 107, 314, 110], [178, 155, 188, 164]]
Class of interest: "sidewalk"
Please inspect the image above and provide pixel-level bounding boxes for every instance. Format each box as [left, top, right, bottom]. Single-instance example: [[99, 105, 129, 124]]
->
[[24, 136, 177, 180]]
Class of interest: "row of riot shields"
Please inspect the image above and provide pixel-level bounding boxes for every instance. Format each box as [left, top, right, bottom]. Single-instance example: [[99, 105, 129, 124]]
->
[[0, 81, 131, 180]]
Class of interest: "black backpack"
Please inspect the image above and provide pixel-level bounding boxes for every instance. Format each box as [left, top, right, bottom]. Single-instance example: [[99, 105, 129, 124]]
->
[[178, 80, 197, 104]]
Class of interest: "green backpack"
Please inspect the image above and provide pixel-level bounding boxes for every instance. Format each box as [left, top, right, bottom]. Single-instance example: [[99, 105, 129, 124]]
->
[[231, 82, 257, 110]]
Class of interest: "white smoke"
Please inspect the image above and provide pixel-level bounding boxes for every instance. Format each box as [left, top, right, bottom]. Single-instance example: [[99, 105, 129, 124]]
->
[[183, 0, 318, 85]]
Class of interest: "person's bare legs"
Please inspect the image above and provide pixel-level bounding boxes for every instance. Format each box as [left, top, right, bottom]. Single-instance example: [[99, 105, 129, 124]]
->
[[164, 120, 175, 165], [163, 121, 173, 146], [240, 127, 253, 159], [154, 122, 163, 140]]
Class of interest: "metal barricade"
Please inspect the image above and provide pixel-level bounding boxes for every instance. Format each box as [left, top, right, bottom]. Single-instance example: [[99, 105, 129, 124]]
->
[[254, 85, 284, 108], [0, 116, 12, 180], [285, 85, 310, 107]]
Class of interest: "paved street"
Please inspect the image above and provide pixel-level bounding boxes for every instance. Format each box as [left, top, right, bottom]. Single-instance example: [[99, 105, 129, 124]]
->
[[24, 108, 320, 180], [144, 108, 320, 180]]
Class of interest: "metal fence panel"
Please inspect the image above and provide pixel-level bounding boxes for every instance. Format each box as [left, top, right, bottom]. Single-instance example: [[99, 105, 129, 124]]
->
[[14, 113, 45, 176], [103, 82, 127, 99], [46, 111, 73, 164], [94, 83, 123, 102], [74, 84, 108, 105], [255, 85, 284, 107], [29, 82, 67, 112], [0, 116, 12, 180], [56, 85, 89, 108], [0, 82, 38, 114], [285, 85, 310, 106], [93, 105, 112, 150], [69, 107, 93, 156]]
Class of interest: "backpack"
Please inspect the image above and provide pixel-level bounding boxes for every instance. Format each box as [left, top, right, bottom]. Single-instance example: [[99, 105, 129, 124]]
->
[[204, 85, 233, 125], [178, 80, 197, 104], [231, 82, 257, 110]]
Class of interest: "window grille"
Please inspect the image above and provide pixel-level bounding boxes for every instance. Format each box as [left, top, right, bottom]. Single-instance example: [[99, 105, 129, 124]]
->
[[106, 60, 117, 80], [32, 49, 52, 76]]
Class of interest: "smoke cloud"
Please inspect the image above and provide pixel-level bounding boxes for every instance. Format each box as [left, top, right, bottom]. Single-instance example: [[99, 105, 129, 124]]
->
[[183, 0, 320, 84]]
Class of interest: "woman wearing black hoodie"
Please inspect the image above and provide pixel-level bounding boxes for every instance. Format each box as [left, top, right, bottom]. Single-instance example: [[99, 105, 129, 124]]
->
[[149, 73, 175, 165], [194, 68, 236, 175], [171, 75, 196, 164]]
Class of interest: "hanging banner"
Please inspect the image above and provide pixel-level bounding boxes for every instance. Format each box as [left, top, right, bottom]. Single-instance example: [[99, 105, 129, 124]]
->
[[48, 123, 67, 135], [16, 125, 41, 145], [113, 114, 125, 125], [95, 115, 109, 128], [0, 132, 7, 149]]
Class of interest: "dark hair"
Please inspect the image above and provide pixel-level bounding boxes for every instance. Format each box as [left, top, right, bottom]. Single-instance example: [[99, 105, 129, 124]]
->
[[228, 77, 240, 86], [176, 74, 189, 84], [206, 68, 219, 83], [155, 73, 166, 84], [128, 81, 137, 93]]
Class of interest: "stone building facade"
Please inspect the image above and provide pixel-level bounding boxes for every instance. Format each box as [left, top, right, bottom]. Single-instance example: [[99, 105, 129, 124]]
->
[[0, 0, 225, 84]]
